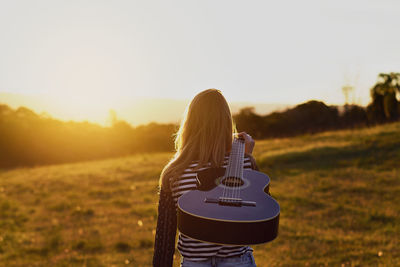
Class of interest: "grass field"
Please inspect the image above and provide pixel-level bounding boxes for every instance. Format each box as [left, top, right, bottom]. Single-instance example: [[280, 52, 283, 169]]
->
[[1, 122, 399, 266]]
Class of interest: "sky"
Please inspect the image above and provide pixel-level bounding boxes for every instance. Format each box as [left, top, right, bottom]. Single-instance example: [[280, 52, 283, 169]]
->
[[1, 0, 400, 125]]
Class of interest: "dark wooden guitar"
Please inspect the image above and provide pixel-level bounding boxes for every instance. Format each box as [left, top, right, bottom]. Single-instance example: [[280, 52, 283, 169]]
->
[[177, 137, 280, 245]]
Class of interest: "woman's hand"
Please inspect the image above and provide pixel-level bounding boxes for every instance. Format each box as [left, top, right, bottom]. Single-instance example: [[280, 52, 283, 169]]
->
[[237, 132, 255, 155]]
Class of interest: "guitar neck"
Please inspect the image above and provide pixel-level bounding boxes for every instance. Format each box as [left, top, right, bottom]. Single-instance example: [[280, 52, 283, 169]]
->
[[225, 137, 245, 178]]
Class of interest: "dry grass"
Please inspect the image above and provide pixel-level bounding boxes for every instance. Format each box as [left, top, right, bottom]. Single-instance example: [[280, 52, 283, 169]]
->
[[0, 122, 399, 266]]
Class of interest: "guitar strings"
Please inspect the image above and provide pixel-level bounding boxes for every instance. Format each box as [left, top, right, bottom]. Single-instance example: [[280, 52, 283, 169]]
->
[[230, 138, 237, 200], [235, 138, 243, 200], [238, 138, 244, 200], [221, 137, 244, 202], [230, 138, 234, 201], [222, 137, 235, 200], [233, 138, 239, 200], [234, 138, 240, 201], [222, 152, 228, 199], [233, 139, 238, 200], [233, 137, 242, 201], [228, 141, 234, 200], [230, 138, 236, 201]]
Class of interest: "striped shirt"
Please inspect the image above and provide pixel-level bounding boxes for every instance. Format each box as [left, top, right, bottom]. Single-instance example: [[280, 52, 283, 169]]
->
[[170, 155, 255, 261]]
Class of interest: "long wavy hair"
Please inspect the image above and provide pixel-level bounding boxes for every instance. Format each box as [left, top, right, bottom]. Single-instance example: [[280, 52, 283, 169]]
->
[[159, 89, 235, 190]]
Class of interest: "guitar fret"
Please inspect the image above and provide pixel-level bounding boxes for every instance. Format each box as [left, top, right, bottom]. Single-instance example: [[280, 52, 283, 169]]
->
[[226, 138, 245, 178]]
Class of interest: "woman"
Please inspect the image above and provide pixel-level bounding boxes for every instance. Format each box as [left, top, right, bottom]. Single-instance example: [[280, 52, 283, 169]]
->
[[153, 89, 259, 267]]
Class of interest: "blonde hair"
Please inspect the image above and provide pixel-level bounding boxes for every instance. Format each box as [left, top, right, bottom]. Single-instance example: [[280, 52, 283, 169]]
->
[[159, 89, 235, 190]]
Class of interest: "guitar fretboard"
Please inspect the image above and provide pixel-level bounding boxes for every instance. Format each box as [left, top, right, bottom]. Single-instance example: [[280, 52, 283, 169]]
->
[[225, 137, 245, 179]]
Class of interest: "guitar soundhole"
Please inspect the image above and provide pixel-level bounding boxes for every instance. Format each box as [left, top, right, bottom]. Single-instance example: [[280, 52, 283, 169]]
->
[[221, 177, 244, 187]]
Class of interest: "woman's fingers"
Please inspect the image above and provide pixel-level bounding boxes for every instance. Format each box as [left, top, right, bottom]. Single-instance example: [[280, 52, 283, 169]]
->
[[237, 132, 255, 155]]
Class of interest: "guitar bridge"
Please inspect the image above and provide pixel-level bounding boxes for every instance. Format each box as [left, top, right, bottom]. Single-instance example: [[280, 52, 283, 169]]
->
[[205, 197, 256, 207]]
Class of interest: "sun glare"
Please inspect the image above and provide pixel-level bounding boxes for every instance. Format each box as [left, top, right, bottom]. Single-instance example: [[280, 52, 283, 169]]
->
[[41, 91, 124, 126]]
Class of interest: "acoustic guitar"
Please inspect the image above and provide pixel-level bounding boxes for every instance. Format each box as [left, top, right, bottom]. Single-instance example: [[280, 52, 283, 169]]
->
[[177, 137, 280, 245]]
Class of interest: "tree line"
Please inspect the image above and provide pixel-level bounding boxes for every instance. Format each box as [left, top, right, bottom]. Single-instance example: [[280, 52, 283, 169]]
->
[[0, 105, 176, 168], [234, 72, 400, 138], [0, 72, 399, 168]]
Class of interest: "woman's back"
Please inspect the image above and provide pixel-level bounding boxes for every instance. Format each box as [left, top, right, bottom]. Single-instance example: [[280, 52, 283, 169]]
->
[[172, 154, 257, 261], [153, 89, 258, 266], [153, 153, 258, 266]]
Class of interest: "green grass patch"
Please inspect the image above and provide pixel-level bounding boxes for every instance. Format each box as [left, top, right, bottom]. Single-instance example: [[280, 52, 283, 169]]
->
[[0, 122, 399, 266]]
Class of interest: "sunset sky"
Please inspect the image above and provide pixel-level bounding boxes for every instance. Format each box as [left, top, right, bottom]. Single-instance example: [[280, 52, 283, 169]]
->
[[1, 0, 399, 125]]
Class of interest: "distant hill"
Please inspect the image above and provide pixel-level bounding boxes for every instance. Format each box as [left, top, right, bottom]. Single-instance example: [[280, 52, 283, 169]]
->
[[0, 92, 292, 126]]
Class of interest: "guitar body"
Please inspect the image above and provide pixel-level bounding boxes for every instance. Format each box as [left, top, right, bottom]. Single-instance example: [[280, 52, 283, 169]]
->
[[177, 168, 280, 245]]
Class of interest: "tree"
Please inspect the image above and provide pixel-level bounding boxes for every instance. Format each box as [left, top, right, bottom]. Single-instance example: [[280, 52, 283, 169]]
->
[[368, 72, 400, 122], [233, 107, 265, 139]]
